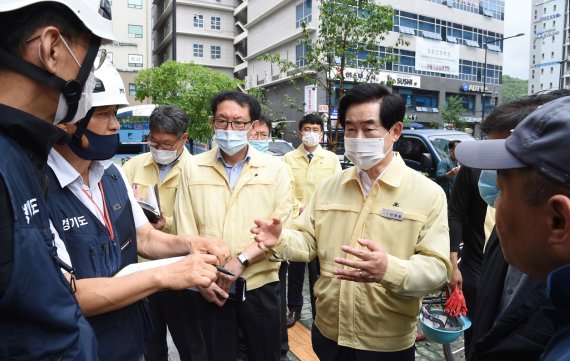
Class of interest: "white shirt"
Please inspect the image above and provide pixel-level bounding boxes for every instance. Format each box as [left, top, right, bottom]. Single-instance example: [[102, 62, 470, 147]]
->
[[48, 149, 147, 267]]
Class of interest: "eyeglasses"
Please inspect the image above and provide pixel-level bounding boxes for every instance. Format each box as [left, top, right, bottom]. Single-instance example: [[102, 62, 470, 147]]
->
[[213, 118, 253, 131], [147, 137, 182, 150]]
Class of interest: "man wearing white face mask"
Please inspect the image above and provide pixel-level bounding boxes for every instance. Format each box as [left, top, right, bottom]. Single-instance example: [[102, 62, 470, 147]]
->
[[251, 83, 451, 359], [0, 1, 114, 359], [174, 91, 292, 361], [123, 105, 203, 360], [282, 113, 341, 328]]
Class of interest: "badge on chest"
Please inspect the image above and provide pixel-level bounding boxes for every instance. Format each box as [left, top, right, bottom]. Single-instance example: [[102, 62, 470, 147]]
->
[[380, 208, 403, 221]]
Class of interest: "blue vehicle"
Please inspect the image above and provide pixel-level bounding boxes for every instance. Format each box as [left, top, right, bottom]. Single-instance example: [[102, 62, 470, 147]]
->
[[394, 129, 475, 180]]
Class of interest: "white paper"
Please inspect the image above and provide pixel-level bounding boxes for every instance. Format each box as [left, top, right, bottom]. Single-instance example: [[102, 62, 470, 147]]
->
[[114, 256, 184, 277]]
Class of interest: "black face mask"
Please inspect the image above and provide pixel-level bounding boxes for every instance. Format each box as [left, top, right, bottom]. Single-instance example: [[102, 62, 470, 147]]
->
[[68, 109, 119, 160]]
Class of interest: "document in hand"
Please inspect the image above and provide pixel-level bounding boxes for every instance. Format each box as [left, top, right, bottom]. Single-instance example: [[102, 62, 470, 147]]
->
[[136, 184, 160, 223]]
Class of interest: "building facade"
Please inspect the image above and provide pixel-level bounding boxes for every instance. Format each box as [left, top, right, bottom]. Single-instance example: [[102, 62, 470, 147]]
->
[[529, 0, 569, 93], [100, 0, 152, 105], [150, 0, 241, 77], [246, 0, 506, 132]]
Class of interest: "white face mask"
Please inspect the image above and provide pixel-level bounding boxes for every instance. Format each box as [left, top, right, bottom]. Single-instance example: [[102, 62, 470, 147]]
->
[[214, 129, 249, 156], [344, 131, 392, 171], [302, 131, 321, 147], [40, 35, 96, 125], [150, 145, 179, 165], [53, 71, 96, 125]]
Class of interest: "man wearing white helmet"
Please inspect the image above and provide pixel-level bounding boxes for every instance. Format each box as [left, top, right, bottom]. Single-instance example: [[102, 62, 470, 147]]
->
[[0, 1, 112, 359], [45, 60, 228, 361]]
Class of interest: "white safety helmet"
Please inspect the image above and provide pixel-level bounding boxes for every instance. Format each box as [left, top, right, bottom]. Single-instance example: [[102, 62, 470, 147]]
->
[[92, 59, 129, 107], [0, 0, 115, 42]]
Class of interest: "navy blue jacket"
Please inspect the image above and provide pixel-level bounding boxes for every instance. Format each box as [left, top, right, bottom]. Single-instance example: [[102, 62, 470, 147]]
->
[[541, 264, 570, 361], [0, 105, 98, 360], [48, 164, 151, 361]]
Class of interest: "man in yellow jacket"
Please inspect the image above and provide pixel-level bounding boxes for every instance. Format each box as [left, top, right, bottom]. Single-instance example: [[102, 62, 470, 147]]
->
[[282, 113, 341, 327], [123, 105, 202, 360], [174, 91, 292, 361], [252, 83, 451, 360]]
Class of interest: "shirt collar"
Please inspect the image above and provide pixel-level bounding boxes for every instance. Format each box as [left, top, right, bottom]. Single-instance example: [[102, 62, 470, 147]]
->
[[342, 153, 405, 188], [0, 104, 68, 170], [48, 148, 111, 189]]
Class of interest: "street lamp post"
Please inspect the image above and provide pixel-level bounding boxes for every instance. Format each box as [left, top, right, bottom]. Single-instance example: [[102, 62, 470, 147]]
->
[[482, 33, 525, 121]]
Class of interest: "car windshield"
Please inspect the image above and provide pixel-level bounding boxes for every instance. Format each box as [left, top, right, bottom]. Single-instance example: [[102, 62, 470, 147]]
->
[[428, 133, 474, 160]]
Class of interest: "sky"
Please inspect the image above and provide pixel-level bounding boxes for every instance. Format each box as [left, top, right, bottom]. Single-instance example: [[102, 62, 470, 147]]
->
[[503, 0, 532, 80]]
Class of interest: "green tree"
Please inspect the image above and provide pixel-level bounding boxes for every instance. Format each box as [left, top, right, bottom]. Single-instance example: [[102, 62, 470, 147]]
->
[[441, 96, 466, 130], [134, 60, 241, 142], [501, 74, 528, 103], [259, 0, 407, 150]]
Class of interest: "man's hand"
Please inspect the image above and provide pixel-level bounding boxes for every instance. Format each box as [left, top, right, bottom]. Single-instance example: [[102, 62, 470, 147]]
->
[[251, 217, 282, 250], [150, 213, 166, 231], [448, 166, 460, 178], [179, 235, 229, 263], [198, 283, 229, 307], [159, 254, 218, 290], [333, 239, 388, 283], [449, 267, 463, 291], [216, 256, 244, 292]]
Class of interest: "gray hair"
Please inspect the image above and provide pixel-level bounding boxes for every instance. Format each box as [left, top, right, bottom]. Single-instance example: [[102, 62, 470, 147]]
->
[[149, 105, 189, 137]]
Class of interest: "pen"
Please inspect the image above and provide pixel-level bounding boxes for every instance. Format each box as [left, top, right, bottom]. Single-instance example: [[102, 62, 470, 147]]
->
[[215, 265, 235, 277]]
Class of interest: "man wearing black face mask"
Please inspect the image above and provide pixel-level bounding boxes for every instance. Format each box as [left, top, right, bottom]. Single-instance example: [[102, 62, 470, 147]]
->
[[0, 1, 113, 359], [45, 60, 229, 361]]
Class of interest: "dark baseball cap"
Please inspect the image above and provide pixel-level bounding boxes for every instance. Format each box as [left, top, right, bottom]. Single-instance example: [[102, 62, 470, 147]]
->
[[455, 96, 570, 188]]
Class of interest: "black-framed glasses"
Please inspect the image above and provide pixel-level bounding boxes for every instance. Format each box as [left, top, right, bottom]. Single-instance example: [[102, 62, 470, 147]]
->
[[147, 137, 182, 150], [213, 118, 253, 130]]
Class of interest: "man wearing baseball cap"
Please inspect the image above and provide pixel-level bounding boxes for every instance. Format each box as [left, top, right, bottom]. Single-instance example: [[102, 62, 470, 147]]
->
[[455, 95, 570, 361]]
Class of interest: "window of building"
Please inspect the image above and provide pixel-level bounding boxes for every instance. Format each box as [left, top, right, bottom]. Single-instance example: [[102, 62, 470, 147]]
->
[[193, 44, 204, 57], [128, 24, 143, 38], [553, 36, 556, 42], [193, 14, 204, 28], [550, 82, 553, 88], [541, 68, 544, 74], [296, 43, 309, 67], [129, 83, 137, 96], [211, 16, 221, 30], [554, 4, 556, 10], [542, 53, 545, 59], [295, 0, 312, 28], [552, 51, 555, 58], [211, 45, 221, 59], [553, 21, 556, 27], [551, 67, 554, 73], [128, 54, 143, 67], [446, 93, 475, 114], [127, 0, 142, 9]]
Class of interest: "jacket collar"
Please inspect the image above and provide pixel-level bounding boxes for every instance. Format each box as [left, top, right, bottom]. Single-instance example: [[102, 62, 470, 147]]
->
[[0, 104, 67, 169], [293, 143, 324, 158], [547, 263, 570, 316], [196, 145, 267, 168], [342, 153, 405, 188]]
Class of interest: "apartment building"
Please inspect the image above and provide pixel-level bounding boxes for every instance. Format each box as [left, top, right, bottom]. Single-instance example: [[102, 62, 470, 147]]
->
[[100, 0, 151, 105], [529, 0, 570, 92]]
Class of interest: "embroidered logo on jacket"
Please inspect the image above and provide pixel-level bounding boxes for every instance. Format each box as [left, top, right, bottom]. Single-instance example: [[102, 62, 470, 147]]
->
[[22, 198, 39, 224]]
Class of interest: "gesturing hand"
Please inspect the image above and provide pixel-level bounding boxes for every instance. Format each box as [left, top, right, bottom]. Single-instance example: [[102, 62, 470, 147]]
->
[[161, 253, 218, 290], [333, 239, 388, 283], [251, 217, 282, 251]]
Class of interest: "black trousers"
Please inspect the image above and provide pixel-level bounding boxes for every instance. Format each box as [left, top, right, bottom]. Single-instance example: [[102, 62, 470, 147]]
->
[[144, 291, 207, 361], [460, 261, 480, 358], [195, 281, 282, 361], [279, 262, 289, 356], [287, 259, 319, 318], [312, 325, 415, 361]]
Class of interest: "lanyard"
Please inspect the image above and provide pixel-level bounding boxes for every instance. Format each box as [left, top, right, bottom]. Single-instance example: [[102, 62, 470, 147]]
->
[[82, 182, 115, 241]]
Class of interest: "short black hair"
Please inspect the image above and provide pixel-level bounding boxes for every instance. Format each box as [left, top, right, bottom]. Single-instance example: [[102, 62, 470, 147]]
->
[[210, 91, 261, 122], [149, 105, 189, 138], [338, 83, 405, 130], [298, 113, 323, 131], [0, 3, 89, 57], [481, 89, 570, 135], [258, 113, 272, 131]]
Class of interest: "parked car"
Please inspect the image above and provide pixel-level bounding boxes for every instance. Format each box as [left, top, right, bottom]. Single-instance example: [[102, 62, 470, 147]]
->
[[267, 139, 295, 157], [394, 129, 475, 180]]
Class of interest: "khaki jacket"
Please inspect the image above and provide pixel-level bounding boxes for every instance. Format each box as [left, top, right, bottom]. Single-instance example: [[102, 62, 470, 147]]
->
[[271, 154, 452, 352], [122, 148, 191, 234], [283, 144, 342, 206], [174, 146, 292, 290]]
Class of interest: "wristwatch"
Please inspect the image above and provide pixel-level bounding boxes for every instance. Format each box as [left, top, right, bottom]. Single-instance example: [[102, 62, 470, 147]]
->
[[237, 252, 250, 268]]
